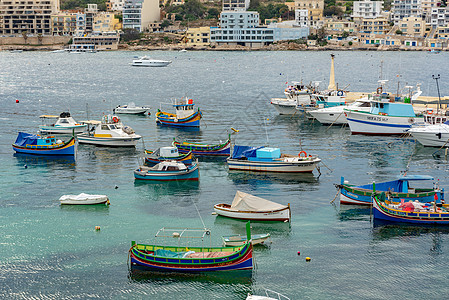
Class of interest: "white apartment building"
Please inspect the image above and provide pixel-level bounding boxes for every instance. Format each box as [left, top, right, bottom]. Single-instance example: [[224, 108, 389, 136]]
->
[[222, 0, 250, 11], [123, 0, 160, 32], [295, 9, 308, 27], [391, 0, 422, 24], [430, 7, 449, 27], [0, 0, 59, 35], [421, 0, 441, 17], [110, 0, 126, 11], [351, 0, 383, 19]]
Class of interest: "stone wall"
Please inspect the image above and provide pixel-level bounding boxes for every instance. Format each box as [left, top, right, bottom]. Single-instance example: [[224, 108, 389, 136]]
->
[[0, 36, 71, 46]]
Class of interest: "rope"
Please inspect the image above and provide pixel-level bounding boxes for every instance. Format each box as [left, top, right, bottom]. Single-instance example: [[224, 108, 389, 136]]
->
[[325, 111, 344, 131], [432, 138, 449, 157], [192, 200, 206, 229], [330, 189, 340, 204]]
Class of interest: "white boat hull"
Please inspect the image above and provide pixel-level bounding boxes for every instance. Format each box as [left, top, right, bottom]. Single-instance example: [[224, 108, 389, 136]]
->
[[227, 158, 320, 173], [223, 235, 270, 247], [40, 126, 86, 134], [132, 61, 171, 67], [59, 194, 109, 205], [114, 108, 149, 114], [308, 109, 347, 125], [77, 134, 141, 147], [339, 193, 369, 205], [409, 126, 449, 147], [345, 110, 423, 135], [214, 204, 290, 222], [270, 98, 297, 115]]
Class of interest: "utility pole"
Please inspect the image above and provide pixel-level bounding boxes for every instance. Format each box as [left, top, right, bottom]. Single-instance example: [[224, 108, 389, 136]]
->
[[432, 74, 441, 112]]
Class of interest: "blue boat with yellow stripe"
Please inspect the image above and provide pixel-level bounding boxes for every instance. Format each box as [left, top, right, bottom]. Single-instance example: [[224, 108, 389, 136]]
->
[[156, 97, 202, 128], [12, 132, 76, 156]]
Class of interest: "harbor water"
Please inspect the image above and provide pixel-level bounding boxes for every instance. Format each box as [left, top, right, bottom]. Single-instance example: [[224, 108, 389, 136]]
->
[[1, 51, 449, 299]]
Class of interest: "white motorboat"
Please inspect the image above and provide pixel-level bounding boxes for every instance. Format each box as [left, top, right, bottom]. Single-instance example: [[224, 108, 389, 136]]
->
[[214, 191, 291, 222], [59, 193, 110, 205], [409, 121, 449, 147], [222, 233, 271, 246], [246, 289, 290, 300], [308, 97, 371, 125], [131, 56, 172, 67], [113, 102, 150, 114], [77, 115, 142, 147], [270, 81, 311, 115], [39, 112, 87, 134]]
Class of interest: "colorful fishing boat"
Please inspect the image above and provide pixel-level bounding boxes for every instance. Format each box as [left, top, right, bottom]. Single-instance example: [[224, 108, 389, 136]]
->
[[39, 112, 87, 134], [373, 192, 449, 225], [134, 161, 199, 181], [129, 222, 253, 273], [214, 191, 291, 222], [12, 132, 76, 156], [227, 146, 321, 173], [173, 135, 231, 157], [222, 233, 271, 247], [144, 146, 193, 166], [337, 175, 444, 205], [156, 97, 202, 127]]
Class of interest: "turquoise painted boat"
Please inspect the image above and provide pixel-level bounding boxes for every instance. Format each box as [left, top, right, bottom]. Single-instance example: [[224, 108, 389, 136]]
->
[[12, 132, 76, 156], [134, 161, 199, 181]]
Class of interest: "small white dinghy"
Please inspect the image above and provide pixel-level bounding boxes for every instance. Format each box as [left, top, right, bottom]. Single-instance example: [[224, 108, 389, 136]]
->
[[59, 193, 110, 205]]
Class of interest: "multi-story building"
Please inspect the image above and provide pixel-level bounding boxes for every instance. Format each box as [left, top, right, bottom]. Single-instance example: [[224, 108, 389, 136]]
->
[[186, 26, 210, 46], [51, 13, 77, 36], [351, 0, 383, 19], [123, 0, 160, 31], [326, 20, 355, 32], [391, 0, 422, 24], [222, 0, 250, 11], [0, 0, 59, 35], [421, 0, 441, 18], [109, 0, 126, 11], [295, 9, 308, 27], [357, 17, 391, 43], [294, 0, 324, 28], [398, 16, 426, 36], [93, 12, 122, 33], [72, 32, 120, 50], [430, 7, 449, 28]]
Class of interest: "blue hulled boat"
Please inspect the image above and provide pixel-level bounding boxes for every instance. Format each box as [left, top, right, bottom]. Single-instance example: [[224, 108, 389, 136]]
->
[[337, 175, 444, 205], [12, 132, 76, 156], [173, 135, 231, 157], [134, 161, 199, 181], [156, 97, 202, 128], [144, 146, 193, 166]]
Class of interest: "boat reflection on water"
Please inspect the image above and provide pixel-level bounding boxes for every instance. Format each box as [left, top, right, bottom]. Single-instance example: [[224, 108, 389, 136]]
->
[[214, 215, 291, 238], [128, 268, 253, 285], [134, 180, 200, 199], [59, 204, 110, 214], [338, 206, 372, 222], [227, 170, 319, 187], [13, 152, 76, 168]]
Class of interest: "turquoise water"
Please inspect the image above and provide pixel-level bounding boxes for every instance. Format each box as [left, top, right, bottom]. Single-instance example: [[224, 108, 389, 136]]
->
[[1, 51, 449, 299]]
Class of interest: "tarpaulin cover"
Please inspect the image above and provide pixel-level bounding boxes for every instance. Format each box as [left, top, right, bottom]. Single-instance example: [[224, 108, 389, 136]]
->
[[14, 132, 40, 146], [231, 145, 263, 159], [230, 191, 287, 212], [358, 180, 404, 193]]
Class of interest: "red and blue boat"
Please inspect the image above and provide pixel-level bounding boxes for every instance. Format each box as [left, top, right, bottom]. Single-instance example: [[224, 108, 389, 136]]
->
[[173, 135, 231, 157], [156, 97, 202, 128], [129, 222, 254, 273], [134, 161, 199, 181], [373, 192, 449, 225], [12, 132, 76, 156], [144, 146, 193, 166]]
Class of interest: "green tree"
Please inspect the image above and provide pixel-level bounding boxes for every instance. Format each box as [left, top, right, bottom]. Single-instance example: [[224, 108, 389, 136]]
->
[[207, 7, 220, 19], [395, 29, 403, 35], [342, 31, 349, 38], [121, 28, 140, 42], [160, 20, 172, 30], [323, 6, 343, 16]]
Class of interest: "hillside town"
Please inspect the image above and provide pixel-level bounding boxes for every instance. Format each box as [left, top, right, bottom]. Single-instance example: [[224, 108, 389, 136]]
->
[[0, 0, 448, 50]]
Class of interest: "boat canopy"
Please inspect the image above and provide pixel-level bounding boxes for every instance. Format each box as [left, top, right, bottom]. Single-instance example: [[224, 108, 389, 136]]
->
[[14, 132, 41, 146], [398, 175, 434, 181], [79, 120, 101, 125], [231, 145, 263, 159], [230, 191, 287, 212], [39, 115, 59, 118]]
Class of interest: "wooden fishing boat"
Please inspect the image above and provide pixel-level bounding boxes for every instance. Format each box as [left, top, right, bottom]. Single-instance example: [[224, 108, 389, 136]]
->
[[214, 191, 291, 222], [337, 175, 444, 205], [373, 192, 449, 225], [222, 233, 270, 247], [227, 146, 321, 173], [12, 132, 76, 156], [59, 193, 110, 205], [144, 146, 193, 166], [173, 135, 231, 157], [129, 222, 253, 273], [156, 97, 202, 127], [134, 161, 199, 181]]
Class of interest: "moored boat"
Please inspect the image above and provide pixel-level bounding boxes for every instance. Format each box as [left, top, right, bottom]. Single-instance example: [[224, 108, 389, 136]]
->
[[270, 82, 311, 115], [222, 233, 271, 247], [144, 146, 193, 166], [227, 146, 321, 173], [134, 160, 199, 181], [59, 193, 110, 205], [131, 56, 171, 67], [113, 102, 150, 114], [156, 97, 202, 127], [308, 97, 371, 125], [409, 121, 449, 147], [373, 192, 449, 225], [173, 135, 231, 157], [129, 222, 253, 273], [214, 191, 291, 222], [39, 112, 87, 134], [337, 175, 444, 205], [12, 132, 76, 156]]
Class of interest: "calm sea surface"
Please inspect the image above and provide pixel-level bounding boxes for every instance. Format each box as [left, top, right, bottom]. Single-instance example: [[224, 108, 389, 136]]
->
[[1, 51, 449, 299]]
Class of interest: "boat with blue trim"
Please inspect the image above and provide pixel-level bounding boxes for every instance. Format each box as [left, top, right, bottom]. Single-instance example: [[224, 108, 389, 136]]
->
[[337, 175, 444, 205], [12, 132, 76, 156], [134, 160, 199, 181], [173, 135, 231, 157], [156, 97, 202, 127], [144, 146, 193, 166], [39, 112, 87, 134], [227, 146, 321, 173], [373, 192, 449, 225], [129, 222, 253, 273]]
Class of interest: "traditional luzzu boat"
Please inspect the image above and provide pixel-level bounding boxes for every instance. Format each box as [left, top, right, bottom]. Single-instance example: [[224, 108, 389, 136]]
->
[[12, 132, 76, 156], [76, 115, 142, 147], [156, 97, 202, 127], [227, 146, 321, 173], [39, 112, 87, 134], [372, 192, 449, 225], [337, 175, 444, 205], [144, 146, 193, 166], [129, 222, 254, 273], [173, 135, 231, 157], [134, 161, 199, 181], [214, 191, 291, 222]]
